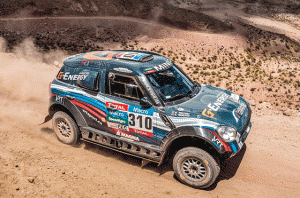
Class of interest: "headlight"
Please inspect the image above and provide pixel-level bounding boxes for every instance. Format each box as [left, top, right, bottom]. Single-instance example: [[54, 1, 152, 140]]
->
[[217, 126, 237, 142]]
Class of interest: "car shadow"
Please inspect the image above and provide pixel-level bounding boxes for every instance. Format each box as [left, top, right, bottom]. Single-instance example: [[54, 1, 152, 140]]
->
[[78, 140, 173, 174], [78, 140, 247, 188], [40, 127, 55, 134], [40, 131, 246, 189], [204, 144, 247, 191]]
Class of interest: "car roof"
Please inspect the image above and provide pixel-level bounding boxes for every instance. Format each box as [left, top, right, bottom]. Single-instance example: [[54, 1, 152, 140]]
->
[[63, 50, 172, 75]]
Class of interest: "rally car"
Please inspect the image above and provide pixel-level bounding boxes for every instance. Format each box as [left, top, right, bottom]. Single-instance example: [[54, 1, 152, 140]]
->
[[46, 50, 252, 188]]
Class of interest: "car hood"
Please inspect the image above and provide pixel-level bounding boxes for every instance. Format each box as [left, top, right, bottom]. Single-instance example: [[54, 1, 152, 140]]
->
[[167, 85, 251, 132]]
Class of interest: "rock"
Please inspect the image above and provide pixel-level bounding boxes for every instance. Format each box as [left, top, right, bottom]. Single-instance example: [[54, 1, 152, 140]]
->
[[283, 110, 293, 116], [257, 102, 272, 110], [248, 100, 256, 107], [28, 178, 34, 183]]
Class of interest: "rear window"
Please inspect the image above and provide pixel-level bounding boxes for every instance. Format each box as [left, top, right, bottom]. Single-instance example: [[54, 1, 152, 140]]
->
[[73, 68, 99, 91]]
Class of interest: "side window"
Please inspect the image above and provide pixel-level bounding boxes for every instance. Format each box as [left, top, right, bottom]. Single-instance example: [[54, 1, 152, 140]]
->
[[74, 68, 99, 91], [107, 73, 143, 101], [56, 65, 76, 84]]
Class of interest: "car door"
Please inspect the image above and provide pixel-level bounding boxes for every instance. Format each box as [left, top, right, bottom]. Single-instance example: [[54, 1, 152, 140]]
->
[[102, 71, 158, 145]]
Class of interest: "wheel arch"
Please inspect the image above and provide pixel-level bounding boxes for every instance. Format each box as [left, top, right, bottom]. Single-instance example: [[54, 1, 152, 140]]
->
[[49, 102, 87, 127], [158, 126, 224, 166]]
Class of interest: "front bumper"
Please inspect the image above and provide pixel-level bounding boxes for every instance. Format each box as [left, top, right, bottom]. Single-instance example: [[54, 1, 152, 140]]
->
[[228, 120, 252, 157]]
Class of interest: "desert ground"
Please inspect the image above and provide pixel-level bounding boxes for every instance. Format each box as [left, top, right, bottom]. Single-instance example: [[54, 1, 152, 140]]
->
[[1, 0, 300, 197]]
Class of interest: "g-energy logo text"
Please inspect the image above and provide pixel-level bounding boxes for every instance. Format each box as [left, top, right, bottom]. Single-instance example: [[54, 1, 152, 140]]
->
[[208, 93, 229, 111], [202, 93, 229, 118], [57, 72, 89, 81]]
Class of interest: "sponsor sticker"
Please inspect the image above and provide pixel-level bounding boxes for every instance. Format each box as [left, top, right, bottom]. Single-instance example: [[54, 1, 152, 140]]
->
[[212, 136, 223, 148], [81, 60, 94, 66], [107, 122, 129, 132], [108, 110, 128, 120], [171, 111, 190, 117], [56, 95, 63, 103], [202, 92, 229, 118], [144, 67, 157, 74], [57, 72, 64, 80], [116, 130, 140, 141], [106, 102, 128, 111], [230, 93, 240, 103], [129, 128, 153, 137], [114, 67, 132, 73], [116, 52, 146, 61], [128, 106, 154, 134], [83, 109, 102, 125], [207, 92, 230, 112], [202, 108, 215, 118], [128, 106, 154, 116], [144, 67, 155, 72], [61, 72, 89, 81], [107, 116, 128, 125], [153, 60, 172, 71], [236, 102, 247, 115]]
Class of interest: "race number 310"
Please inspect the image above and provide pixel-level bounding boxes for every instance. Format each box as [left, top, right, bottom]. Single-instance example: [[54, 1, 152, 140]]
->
[[128, 113, 152, 131]]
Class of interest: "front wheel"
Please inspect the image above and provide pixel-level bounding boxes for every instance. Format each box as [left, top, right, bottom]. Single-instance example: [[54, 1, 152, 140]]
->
[[173, 147, 220, 189], [52, 111, 79, 145]]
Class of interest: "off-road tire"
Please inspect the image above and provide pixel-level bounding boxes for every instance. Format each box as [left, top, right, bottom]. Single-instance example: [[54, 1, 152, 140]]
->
[[173, 147, 220, 189], [52, 111, 79, 145]]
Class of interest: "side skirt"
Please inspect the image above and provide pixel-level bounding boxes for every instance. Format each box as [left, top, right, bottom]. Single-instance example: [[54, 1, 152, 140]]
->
[[80, 127, 162, 163]]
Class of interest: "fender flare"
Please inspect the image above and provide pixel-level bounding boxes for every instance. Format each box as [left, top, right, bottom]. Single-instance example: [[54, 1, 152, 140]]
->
[[158, 126, 226, 166], [48, 100, 88, 127]]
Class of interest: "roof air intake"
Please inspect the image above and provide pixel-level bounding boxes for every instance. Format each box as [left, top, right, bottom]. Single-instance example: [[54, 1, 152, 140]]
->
[[115, 52, 153, 62]]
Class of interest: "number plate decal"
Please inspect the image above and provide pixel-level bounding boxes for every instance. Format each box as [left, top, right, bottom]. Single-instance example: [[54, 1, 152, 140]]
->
[[105, 102, 154, 138], [128, 106, 154, 137]]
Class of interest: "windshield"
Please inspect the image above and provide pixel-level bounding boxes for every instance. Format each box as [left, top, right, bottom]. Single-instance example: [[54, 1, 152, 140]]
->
[[145, 65, 195, 102]]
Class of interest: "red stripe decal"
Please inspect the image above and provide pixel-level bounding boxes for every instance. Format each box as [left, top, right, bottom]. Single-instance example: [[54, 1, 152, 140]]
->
[[235, 110, 241, 118], [204, 128, 232, 152], [73, 99, 107, 117], [72, 100, 106, 123]]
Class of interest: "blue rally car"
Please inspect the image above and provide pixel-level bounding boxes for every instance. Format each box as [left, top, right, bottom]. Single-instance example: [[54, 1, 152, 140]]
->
[[47, 50, 252, 188]]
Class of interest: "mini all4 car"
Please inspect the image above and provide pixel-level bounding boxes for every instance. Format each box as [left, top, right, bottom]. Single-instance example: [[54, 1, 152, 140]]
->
[[46, 50, 252, 188]]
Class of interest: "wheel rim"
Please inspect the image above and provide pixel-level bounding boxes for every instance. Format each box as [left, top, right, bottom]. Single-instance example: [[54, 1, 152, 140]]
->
[[181, 158, 206, 181], [57, 119, 71, 137]]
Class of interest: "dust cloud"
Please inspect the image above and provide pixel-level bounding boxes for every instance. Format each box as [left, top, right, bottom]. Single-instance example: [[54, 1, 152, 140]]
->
[[0, 38, 66, 103]]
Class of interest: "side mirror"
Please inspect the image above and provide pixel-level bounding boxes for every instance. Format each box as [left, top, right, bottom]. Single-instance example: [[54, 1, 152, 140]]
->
[[140, 97, 152, 108]]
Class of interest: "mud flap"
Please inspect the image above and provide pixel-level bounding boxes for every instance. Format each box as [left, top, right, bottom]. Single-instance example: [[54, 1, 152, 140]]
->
[[40, 114, 53, 125]]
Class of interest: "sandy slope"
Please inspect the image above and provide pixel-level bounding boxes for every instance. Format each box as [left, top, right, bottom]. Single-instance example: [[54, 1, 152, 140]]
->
[[0, 12, 300, 196], [0, 40, 299, 198]]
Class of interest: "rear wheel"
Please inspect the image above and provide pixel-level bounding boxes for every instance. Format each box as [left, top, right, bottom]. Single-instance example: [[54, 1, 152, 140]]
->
[[173, 147, 220, 189], [52, 111, 79, 145]]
